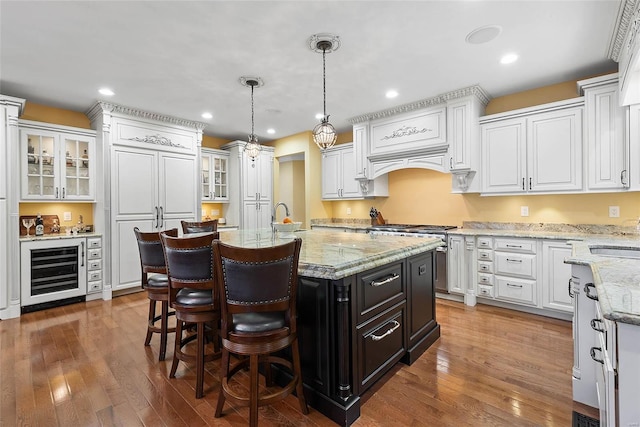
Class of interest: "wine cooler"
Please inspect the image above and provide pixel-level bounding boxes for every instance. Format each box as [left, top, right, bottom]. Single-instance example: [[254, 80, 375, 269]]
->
[[20, 237, 87, 310]]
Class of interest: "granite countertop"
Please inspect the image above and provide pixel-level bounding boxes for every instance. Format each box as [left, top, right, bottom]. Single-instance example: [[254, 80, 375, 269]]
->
[[566, 238, 640, 326], [20, 232, 103, 242], [218, 228, 443, 280], [310, 218, 372, 232]]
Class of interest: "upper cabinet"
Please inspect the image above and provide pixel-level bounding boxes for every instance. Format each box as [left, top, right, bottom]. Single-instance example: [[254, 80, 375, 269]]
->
[[480, 99, 584, 195], [578, 74, 629, 191], [19, 120, 96, 201], [322, 144, 377, 200], [201, 148, 229, 202]]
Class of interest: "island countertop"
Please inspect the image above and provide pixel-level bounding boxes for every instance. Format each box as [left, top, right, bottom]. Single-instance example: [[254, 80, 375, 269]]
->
[[217, 228, 443, 281]]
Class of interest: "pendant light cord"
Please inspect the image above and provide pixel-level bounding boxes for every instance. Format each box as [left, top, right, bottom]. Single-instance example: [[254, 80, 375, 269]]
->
[[322, 46, 327, 121], [251, 83, 255, 137]]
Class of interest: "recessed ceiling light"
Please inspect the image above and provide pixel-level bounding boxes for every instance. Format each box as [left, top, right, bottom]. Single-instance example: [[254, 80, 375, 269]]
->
[[98, 88, 114, 96], [267, 128, 275, 134], [201, 112, 213, 119], [500, 53, 519, 65], [466, 25, 502, 45], [386, 90, 398, 99]]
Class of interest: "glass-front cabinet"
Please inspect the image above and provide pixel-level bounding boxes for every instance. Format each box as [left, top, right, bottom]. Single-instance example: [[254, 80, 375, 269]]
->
[[201, 148, 229, 202], [20, 121, 96, 201]]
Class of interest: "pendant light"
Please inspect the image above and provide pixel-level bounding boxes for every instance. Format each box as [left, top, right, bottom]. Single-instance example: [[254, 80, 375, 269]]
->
[[240, 76, 263, 163], [309, 34, 340, 151]]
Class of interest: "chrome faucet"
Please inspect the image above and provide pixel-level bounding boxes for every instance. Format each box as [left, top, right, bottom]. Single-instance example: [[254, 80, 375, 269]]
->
[[272, 202, 290, 231]]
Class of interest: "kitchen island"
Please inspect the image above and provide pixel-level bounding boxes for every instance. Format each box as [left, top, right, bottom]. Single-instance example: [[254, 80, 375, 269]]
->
[[218, 229, 443, 426]]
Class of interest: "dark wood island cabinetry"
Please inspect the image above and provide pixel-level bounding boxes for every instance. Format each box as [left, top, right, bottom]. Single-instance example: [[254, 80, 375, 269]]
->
[[218, 229, 442, 426]]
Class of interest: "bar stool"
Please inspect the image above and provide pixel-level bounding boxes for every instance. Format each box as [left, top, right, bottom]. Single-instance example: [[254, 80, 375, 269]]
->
[[161, 231, 220, 398], [212, 238, 308, 426], [133, 227, 178, 361], [181, 219, 218, 234]]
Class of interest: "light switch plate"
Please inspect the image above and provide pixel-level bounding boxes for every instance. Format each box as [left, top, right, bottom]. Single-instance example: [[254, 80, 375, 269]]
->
[[520, 206, 529, 217], [63, 211, 72, 221], [211, 209, 220, 216], [346, 207, 352, 215], [609, 206, 620, 218]]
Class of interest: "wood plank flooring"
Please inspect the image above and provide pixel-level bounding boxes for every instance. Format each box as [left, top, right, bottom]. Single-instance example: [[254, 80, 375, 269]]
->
[[0, 293, 594, 426]]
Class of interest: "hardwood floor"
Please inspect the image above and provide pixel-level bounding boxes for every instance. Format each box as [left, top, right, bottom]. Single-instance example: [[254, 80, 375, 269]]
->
[[0, 293, 593, 426]]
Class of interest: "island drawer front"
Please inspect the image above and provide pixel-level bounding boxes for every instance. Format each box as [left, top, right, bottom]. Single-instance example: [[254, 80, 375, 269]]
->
[[494, 252, 536, 278], [357, 262, 405, 323], [495, 276, 536, 306], [356, 303, 406, 394], [494, 238, 536, 254]]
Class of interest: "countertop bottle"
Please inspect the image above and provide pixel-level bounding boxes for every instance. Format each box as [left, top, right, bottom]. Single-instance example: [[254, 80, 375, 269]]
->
[[35, 213, 44, 236]]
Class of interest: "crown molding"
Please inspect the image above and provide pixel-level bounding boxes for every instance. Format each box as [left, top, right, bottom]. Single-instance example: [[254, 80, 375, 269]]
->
[[347, 85, 491, 124], [609, 0, 637, 61], [86, 101, 207, 130]]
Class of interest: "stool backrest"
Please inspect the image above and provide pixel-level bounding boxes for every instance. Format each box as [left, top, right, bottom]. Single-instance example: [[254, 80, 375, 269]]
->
[[181, 219, 218, 234], [212, 238, 302, 324], [161, 231, 219, 303], [134, 227, 178, 275]]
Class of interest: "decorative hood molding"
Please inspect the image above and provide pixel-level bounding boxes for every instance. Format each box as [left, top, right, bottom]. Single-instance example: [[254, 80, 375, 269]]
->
[[608, 0, 637, 62], [348, 85, 490, 124]]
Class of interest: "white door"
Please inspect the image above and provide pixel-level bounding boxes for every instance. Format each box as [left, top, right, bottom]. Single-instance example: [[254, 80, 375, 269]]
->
[[541, 240, 573, 312], [527, 108, 583, 192], [243, 152, 260, 201], [257, 152, 273, 202], [481, 119, 526, 193], [321, 149, 341, 199], [243, 201, 259, 229], [341, 148, 361, 198], [112, 147, 158, 224], [158, 153, 197, 228], [447, 235, 465, 295]]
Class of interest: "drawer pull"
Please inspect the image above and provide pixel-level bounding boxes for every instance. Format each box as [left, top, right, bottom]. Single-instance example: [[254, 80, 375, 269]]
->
[[370, 274, 399, 287], [506, 258, 522, 263], [370, 320, 401, 342], [584, 282, 598, 301], [506, 244, 522, 248], [480, 265, 488, 271], [568, 278, 574, 298], [590, 347, 604, 364], [590, 318, 605, 333], [506, 283, 522, 289]]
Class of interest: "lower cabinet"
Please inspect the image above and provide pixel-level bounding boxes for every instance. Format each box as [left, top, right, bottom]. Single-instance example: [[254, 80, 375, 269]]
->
[[541, 240, 573, 312]]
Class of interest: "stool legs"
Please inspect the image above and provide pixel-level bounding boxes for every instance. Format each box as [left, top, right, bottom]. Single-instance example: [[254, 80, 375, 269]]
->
[[145, 297, 174, 361]]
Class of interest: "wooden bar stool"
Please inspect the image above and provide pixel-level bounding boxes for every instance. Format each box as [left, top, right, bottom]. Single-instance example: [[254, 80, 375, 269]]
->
[[212, 238, 308, 426], [133, 227, 178, 361], [181, 219, 218, 234], [161, 231, 220, 398]]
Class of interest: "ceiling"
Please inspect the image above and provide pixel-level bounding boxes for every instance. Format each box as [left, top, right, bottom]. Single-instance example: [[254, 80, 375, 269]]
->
[[0, 1, 622, 142]]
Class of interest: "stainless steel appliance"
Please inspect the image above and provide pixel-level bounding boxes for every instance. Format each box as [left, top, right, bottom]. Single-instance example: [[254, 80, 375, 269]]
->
[[367, 224, 457, 293]]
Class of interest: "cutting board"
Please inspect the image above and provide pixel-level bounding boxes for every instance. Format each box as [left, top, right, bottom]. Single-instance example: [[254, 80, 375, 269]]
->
[[19, 214, 61, 236]]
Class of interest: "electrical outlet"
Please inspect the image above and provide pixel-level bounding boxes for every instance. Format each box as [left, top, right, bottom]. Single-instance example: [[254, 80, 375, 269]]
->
[[346, 207, 352, 215], [520, 206, 529, 217], [609, 206, 620, 218], [63, 211, 72, 221]]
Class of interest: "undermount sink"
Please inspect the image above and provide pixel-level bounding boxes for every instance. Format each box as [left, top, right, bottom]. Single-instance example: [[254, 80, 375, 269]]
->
[[589, 246, 640, 259]]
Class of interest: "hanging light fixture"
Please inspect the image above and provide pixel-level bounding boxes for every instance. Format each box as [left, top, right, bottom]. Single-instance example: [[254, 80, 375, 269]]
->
[[309, 34, 340, 151], [240, 76, 263, 163]]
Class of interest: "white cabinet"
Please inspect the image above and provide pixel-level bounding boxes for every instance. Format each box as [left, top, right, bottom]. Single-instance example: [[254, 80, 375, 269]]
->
[[578, 74, 629, 190], [222, 141, 274, 230], [111, 147, 197, 291], [353, 123, 369, 180], [492, 238, 537, 307], [322, 144, 361, 199], [481, 100, 583, 194], [201, 148, 229, 202], [86, 236, 103, 297], [541, 240, 573, 313], [19, 120, 96, 201], [447, 234, 466, 295]]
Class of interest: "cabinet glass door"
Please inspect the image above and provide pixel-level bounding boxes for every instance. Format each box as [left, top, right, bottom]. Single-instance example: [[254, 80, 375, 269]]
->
[[64, 137, 91, 197], [25, 132, 57, 198], [213, 156, 227, 199], [202, 155, 211, 199]]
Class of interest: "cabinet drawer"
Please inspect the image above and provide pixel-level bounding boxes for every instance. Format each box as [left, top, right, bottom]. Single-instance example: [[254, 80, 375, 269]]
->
[[88, 270, 102, 282], [478, 273, 493, 286], [478, 284, 494, 298], [495, 277, 536, 305], [356, 262, 404, 322], [356, 303, 406, 393], [87, 237, 101, 249], [494, 238, 536, 254], [478, 261, 493, 273], [88, 259, 102, 271], [88, 280, 102, 293], [477, 249, 493, 261], [477, 237, 493, 249], [88, 248, 101, 260], [494, 253, 536, 278]]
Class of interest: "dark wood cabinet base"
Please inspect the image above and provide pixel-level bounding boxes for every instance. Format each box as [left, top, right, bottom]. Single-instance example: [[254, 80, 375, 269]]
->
[[402, 323, 441, 365]]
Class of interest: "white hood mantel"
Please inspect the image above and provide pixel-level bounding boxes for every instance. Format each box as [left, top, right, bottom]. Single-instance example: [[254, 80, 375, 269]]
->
[[348, 85, 490, 190]]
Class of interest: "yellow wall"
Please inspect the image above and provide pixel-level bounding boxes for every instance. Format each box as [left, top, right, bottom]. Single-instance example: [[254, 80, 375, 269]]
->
[[19, 202, 95, 231], [202, 134, 229, 149]]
